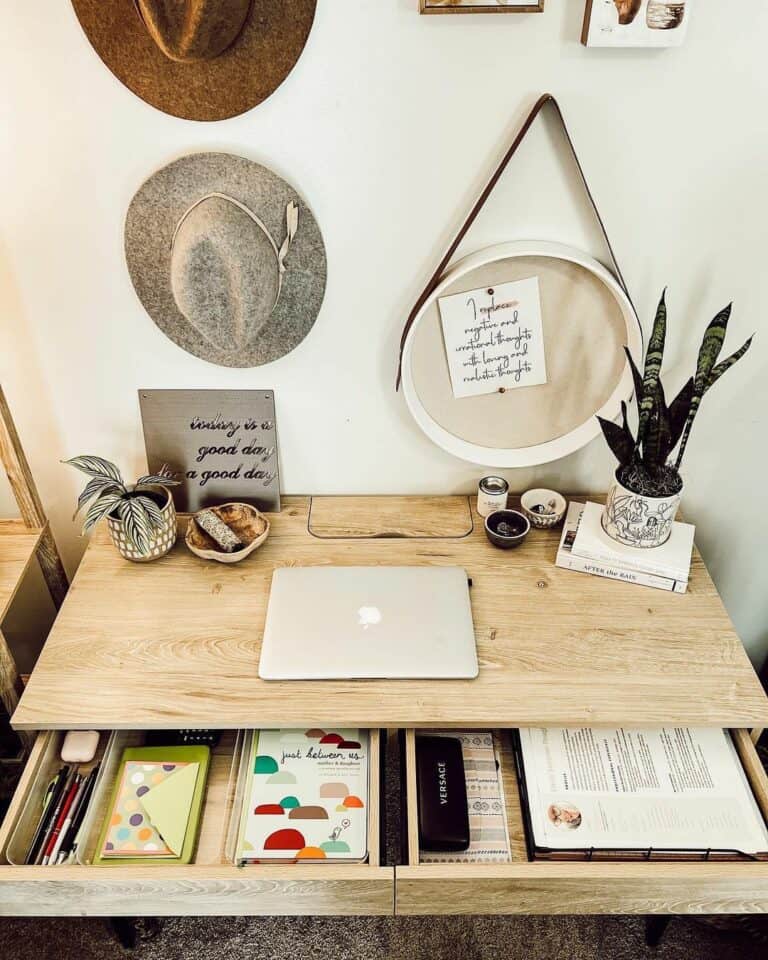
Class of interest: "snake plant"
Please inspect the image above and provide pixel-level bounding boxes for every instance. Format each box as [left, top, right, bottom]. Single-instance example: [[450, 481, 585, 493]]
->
[[598, 291, 753, 497], [65, 456, 180, 554]]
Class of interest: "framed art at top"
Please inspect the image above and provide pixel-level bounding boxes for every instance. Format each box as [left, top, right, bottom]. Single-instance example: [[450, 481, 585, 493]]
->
[[582, 1, 691, 47], [420, 0, 544, 14]]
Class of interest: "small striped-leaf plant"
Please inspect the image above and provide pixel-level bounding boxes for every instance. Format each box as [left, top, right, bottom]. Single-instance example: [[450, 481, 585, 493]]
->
[[64, 456, 180, 555]]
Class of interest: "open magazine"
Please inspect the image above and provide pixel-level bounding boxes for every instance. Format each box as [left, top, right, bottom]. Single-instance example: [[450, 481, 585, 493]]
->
[[514, 727, 768, 861]]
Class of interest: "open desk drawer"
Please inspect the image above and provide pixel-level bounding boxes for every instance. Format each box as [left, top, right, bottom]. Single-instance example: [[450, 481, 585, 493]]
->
[[0, 729, 393, 917], [396, 728, 768, 916]]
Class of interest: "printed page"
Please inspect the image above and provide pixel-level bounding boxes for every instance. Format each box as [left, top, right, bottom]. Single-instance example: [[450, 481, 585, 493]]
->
[[519, 727, 768, 854]]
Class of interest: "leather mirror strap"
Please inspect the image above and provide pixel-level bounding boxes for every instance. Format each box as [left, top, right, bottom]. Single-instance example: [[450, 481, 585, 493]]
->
[[396, 93, 635, 390]]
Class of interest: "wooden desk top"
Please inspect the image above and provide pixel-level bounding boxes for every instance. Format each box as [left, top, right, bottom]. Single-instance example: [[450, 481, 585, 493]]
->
[[12, 496, 768, 731], [0, 520, 43, 620]]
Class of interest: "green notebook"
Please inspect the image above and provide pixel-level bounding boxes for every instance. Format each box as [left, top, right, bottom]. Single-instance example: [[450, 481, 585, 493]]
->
[[94, 744, 210, 865]]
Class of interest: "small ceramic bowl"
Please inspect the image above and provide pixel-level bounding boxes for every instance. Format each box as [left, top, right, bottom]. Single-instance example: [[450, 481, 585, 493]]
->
[[185, 503, 270, 563], [520, 489, 567, 529], [484, 509, 530, 549]]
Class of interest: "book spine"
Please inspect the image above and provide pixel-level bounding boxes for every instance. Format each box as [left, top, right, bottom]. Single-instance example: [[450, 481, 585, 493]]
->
[[557, 552, 687, 593], [570, 545, 688, 582]]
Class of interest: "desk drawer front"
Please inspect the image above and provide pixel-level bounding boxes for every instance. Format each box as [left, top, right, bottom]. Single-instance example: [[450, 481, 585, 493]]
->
[[396, 728, 768, 916], [0, 866, 395, 917], [396, 863, 768, 916], [0, 729, 393, 917]]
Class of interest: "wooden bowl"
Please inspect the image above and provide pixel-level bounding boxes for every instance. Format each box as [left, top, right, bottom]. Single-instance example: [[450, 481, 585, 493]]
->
[[185, 503, 270, 563]]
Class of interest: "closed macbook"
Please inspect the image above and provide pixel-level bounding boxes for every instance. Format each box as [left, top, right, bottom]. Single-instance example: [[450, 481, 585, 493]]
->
[[258, 566, 478, 680]]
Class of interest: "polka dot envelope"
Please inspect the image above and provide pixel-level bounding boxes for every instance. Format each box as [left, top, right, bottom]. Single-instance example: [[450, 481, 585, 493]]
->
[[95, 745, 210, 865]]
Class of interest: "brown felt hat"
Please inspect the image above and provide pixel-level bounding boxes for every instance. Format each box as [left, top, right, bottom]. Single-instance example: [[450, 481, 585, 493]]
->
[[70, 0, 318, 121]]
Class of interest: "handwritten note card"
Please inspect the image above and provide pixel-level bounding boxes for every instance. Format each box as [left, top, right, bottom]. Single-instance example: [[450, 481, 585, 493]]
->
[[438, 277, 547, 399], [139, 389, 280, 513]]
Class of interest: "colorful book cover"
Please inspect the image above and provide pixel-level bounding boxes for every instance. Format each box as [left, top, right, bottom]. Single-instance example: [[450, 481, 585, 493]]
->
[[237, 728, 369, 863]]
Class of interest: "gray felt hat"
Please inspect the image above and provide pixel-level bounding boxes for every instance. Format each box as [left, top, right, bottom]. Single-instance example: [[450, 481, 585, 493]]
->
[[125, 153, 327, 367]]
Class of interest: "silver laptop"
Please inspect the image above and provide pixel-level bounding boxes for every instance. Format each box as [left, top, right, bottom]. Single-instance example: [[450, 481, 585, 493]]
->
[[258, 566, 478, 680]]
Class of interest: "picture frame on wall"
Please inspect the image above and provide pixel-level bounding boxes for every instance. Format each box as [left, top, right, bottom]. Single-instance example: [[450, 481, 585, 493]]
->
[[582, 1, 691, 47], [420, 0, 544, 14]]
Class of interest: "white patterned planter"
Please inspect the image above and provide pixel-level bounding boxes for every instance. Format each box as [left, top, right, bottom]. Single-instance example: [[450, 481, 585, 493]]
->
[[602, 471, 681, 549], [107, 487, 177, 562]]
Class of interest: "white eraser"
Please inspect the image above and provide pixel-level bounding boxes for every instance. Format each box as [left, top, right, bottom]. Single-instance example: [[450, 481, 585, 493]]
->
[[61, 730, 100, 764]]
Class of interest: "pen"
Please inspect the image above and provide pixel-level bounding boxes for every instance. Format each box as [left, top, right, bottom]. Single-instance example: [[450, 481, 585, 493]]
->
[[40, 769, 78, 866], [50, 773, 86, 865], [57, 765, 99, 864], [25, 767, 63, 864], [55, 770, 90, 865], [64, 765, 100, 864], [26, 766, 69, 865]]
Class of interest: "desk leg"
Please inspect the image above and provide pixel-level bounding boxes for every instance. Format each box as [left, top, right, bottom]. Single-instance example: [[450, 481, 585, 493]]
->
[[107, 918, 138, 950], [106, 918, 163, 950], [644, 915, 672, 948]]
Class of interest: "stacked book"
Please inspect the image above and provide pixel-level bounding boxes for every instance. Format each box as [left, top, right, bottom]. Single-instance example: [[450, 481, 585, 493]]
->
[[557, 501, 693, 593]]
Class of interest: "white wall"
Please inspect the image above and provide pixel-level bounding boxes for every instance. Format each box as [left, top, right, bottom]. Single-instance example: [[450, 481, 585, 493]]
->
[[1, 1, 765, 665]]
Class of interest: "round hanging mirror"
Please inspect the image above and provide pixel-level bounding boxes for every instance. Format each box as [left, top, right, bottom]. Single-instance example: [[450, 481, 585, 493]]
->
[[401, 241, 642, 467]]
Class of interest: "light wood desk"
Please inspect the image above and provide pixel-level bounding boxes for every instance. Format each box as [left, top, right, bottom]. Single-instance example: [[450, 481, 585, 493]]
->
[[1, 495, 768, 918]]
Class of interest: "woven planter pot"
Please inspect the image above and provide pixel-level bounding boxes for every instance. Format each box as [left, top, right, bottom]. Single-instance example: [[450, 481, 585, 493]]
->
[[106, 486, 177, 562], [602, 469, 682, 549]]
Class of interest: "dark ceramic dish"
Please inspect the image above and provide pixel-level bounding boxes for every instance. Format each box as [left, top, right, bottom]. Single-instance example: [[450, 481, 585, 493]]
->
[[484, 509, 530, 549]]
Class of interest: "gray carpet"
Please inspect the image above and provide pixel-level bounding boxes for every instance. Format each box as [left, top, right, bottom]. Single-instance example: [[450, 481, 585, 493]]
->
[[0, 914, 765, 959]]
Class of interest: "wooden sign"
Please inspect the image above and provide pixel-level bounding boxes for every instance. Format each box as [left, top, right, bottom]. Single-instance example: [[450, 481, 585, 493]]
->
[[438, 276, 548, 399], [139, 389, 280, 513]]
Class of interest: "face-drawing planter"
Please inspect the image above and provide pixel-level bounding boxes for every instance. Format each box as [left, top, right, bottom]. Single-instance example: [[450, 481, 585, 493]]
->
[[602, 470, 682, 549]]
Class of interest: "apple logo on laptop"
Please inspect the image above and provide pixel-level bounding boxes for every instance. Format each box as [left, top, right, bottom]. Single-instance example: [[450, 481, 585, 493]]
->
[[357, 605, 382, 629]]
